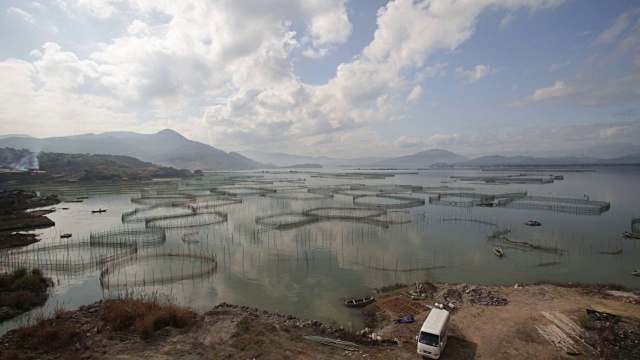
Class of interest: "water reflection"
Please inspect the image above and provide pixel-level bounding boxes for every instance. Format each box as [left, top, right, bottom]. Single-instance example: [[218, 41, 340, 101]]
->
[[1, 167, 639, 336]]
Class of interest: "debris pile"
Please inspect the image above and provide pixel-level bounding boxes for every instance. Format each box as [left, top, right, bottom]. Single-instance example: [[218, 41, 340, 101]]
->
[[436, 283, 509, 308]]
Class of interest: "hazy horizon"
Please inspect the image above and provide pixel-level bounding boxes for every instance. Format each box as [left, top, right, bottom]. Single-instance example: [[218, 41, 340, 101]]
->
[[2, 0, 639, 159]]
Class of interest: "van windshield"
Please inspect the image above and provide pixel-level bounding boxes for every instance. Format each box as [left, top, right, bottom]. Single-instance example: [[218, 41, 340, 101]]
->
[[419, 331, 439, 347]]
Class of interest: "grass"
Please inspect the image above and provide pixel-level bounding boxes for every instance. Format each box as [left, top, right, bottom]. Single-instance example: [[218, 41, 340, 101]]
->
[[578, 313, 597, 330], [12, 308, 82, 353], [102, 295, 197, 340], [0, 268, 53, 315], [5, 294, 197, 357]]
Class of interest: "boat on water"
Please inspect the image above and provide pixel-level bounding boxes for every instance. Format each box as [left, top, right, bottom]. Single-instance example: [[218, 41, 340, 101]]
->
[[493, 247, 504, 257], [477, 202, 496, 207], [632, 269, 640, 277], [91, 208, 107, 213], [60, 233, 72, 239], [524, 220, 541, 226], [344, 296, 375, 308], [623, 231, 640, 239]]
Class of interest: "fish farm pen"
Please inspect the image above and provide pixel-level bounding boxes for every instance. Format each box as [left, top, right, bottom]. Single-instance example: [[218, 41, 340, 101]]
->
[[1, 167, 637, 332], [99, 249, 217, 289], [90, 228, 167, 247], [0, 239, 138, 274], [504, 196, 611, 216]]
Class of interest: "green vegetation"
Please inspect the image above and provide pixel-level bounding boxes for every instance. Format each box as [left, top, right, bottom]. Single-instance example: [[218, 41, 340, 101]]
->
[[0, 147, 192, 182], [0, 268, 54, 320], [40, 152, 190, 180], [578, 313, 597, 330]]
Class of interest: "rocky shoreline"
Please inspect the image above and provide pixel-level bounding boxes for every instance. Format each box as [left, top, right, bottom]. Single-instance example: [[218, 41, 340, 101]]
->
[[0, 189, 60, 248], [1, 282, 638, 359]]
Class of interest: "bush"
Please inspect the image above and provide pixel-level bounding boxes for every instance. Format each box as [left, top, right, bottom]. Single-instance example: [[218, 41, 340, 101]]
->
[[0, 268, 52, 312], [102, 297, 196, 339], [578, 313, 597, 330]]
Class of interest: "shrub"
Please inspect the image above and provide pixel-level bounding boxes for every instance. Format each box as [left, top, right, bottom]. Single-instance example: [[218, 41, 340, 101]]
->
[[102, 297, 196, 339], [578, 313, 597, 330]]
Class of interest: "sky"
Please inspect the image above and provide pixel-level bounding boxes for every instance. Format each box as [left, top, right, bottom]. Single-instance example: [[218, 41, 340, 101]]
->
[[1, 0, 640, 159]]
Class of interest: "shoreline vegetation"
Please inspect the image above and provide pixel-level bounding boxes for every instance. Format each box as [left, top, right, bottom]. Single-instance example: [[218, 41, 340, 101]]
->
[[0, 268, 54, 323], [0, 281, 638, 359], [0, 189, 60, 249]]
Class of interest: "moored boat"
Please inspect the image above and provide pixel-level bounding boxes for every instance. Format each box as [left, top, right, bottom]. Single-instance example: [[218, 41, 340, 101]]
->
[[623, 231, 640, 239], [91, 208, 107, 213], [493, 247, 504, 257], [632, 269, 640, 277], [60, 233, 72, 239], [344, 296, 375, 308], [525, 220, 541, 226]]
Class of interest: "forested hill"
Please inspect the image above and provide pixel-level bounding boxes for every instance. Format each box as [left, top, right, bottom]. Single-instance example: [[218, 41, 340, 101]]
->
[[0, 148, 191, 181]]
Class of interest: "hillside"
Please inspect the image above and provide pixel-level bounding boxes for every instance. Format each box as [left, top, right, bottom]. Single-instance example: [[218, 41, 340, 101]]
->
[[0, 130, 263, 171], [239, 150, 387, 168], [371, 149, 468, 168], [0, 148, 190, 181], [456, 153, 640, 166]]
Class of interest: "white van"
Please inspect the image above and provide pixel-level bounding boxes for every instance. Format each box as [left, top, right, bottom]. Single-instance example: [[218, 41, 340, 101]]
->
[[416, 308, 450, 359]]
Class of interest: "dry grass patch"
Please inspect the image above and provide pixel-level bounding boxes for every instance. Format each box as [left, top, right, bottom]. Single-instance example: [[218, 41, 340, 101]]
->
[[102, 296, 197, 339], [12, 310, 82, 353]]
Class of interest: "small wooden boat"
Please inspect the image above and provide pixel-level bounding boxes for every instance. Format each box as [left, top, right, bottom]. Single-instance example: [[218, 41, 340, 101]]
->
[[623, 231, 640, 239], [524, 220, 541, 226], [91, 208, 107, 213], [631, 269, 640, 277], [60, 233, 72, 239], [344, 296, 375, 308], [493, 247, 504, 257], [477, 202, 496, 207]]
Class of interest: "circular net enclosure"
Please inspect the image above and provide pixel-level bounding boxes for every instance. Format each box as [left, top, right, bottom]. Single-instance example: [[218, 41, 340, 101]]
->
[[90, 228, 167, 247]]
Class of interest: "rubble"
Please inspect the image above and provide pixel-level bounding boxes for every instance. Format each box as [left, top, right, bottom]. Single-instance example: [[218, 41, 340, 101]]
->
[[435, 283, 509, 308]]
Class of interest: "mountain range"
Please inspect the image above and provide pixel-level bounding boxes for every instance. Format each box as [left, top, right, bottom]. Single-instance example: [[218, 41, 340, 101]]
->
[[1, 130, 639, 170], [0, 129, 262, 171]]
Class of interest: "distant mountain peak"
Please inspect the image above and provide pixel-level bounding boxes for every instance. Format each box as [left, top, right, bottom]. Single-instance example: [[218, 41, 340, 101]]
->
[[156, 129, 186, 139]]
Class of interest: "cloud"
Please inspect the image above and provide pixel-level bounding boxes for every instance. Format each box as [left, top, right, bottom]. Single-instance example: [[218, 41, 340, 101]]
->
[[396, 121, 640, 157], [500, 13, 515, 28], [416, 63, 448, 81], [407, 85, 423, 103], [455, 64, 491, 83], [511, 81, 580, 106], [0, 0, 567, 155], [77, 0, 121, 18], [395, 136, 426, 148], [7, 7, 35, 24], [548, 58, 572, 72], [300, 0, 353, 58], [612, 108, 639, 117], [0, 59, 134, 138], [593, 7, 640, 45], [32, 42, 101, 91], [31, 2, 47, 10]]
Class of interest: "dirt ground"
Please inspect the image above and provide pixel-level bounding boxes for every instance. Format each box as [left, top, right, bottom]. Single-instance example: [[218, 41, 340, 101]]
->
[[1, 282, 639, 360]]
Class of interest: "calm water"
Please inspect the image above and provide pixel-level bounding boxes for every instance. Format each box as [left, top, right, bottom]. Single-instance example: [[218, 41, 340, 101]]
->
[[1, 167, 639, 334]]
